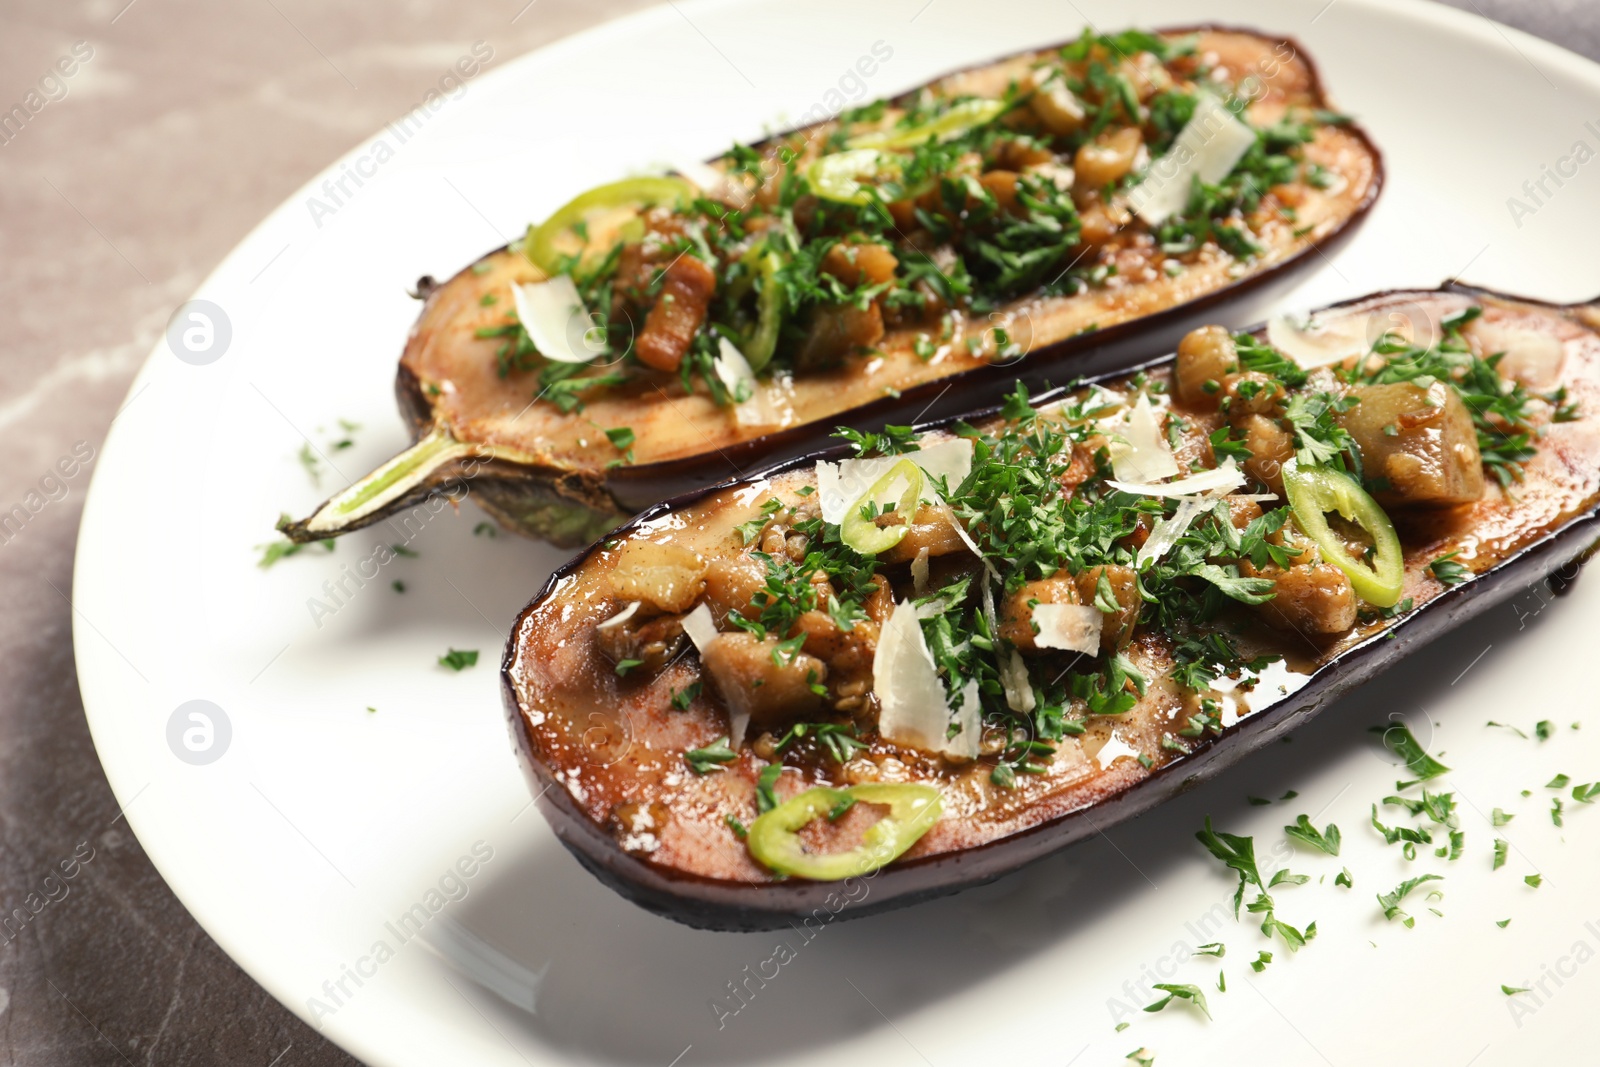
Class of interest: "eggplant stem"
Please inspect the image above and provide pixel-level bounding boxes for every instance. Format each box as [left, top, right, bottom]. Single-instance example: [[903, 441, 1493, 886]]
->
[[296, 426, 473, 536]]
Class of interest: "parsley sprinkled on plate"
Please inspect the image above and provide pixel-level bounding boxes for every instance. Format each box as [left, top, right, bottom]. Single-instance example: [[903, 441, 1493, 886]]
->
[[437, 648, 478, 671]]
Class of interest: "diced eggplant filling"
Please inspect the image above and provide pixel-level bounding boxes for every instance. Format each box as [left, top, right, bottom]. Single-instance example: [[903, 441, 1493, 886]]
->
[[286, 28, 1382, 555], [594, 302, 1569, 790], [499, 28, 1370, 414], [507, 288, 1597, 896]]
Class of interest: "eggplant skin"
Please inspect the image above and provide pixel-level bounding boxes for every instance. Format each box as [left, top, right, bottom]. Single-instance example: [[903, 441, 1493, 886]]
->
[[503, 284, 1600, 931], [363, 26, 1383, 548], [393, 364, 627, 546]]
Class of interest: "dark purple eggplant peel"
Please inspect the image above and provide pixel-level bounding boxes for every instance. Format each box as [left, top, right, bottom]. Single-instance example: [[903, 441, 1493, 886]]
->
[[281, 26, 1381, 549], [503, 284, 1600, 931]]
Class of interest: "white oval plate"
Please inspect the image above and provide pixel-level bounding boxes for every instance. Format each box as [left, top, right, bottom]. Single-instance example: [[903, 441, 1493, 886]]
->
[[75, 1, 1600, 1064]]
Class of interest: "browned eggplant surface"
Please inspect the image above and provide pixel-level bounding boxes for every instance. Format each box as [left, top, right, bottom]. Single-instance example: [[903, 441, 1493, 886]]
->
[[505, 285, 1600, 930], [285, 27, 1380, 548]]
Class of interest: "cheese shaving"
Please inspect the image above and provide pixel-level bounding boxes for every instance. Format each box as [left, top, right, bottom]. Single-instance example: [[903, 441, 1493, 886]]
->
[[513, 276, 607, 363], [1108, 460, 1246, 499], [1109, 393, 1179, 483], [1129, 93, 1257, 226], [1032, 603, 1104, 654], [816, 437, 973, 524]]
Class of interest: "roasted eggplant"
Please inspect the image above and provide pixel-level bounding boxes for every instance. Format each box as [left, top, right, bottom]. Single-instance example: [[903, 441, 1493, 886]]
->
[[284, 26, 1381, 548], [504, 284, 1600, 930]]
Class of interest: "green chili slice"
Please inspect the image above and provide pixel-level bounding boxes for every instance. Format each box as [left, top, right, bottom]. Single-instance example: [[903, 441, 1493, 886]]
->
[[846, 98, 1008, 150], [1281, 459, 1404, 607], [524, 176, 693, 274], [807, 148, 893, 205], [840, 458, 924, 556], [744, 250, 785, 373], [746, 783, 943, 880]]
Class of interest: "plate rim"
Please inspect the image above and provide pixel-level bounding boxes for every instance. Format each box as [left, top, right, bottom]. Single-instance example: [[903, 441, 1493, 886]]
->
[[71, 1, 1600, 1063]]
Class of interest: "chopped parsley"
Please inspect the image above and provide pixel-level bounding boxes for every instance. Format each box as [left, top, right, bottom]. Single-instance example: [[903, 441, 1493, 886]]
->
[[1370, 723, 1449, 788], [1428, 552, 1470, 586], [1195, 818, 1309, 951], [771, 721, 867, 763], [756, 763, 784, 813], [1143, 983, 1210, 1020], [686, 738, 738, 775], [1284, 815, 1341, 855], [437, 648, 478, 671], [669, 681, 703, 711], [1377, 873, 1443, 927]]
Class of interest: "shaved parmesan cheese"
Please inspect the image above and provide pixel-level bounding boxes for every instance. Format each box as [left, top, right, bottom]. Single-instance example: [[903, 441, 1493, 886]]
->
[[945, 679, 982, 761], [681, 602, 718, 654], [1137, 497, 1207, 567], [727, 710, 750, 750], [674, 159, 751, 209], [1000, 649, 1036, 714], [816, 437, 974, 524], [673, 159, 725, 192], [922, 479, 986, 560], [911, 547, 931, 596], [1108, 393, 1179, 483], [513, 276, 607, 363], [1266, 312, 1372, 369], [1269, 304, 1450, 369], [973, 564, 1034, 714], [1108, 460, 1245, 499], [949, 515, 984, 560], [1033, 603, 1103, 654], [1467, 319, 1566, 389], [713, 338, 791, 430], [713, 337, 755, 399], [1129, 93, 1257, 226], [596, 601, 640, 631], [682, 602, 748, 746], [874, 600, 964, 756]]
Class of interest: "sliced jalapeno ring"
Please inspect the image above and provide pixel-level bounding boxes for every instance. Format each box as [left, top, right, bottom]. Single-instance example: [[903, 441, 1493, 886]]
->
[[744, 249, 785, 373], [746, 783, 943, 880], [1281, 459, 1404, 607], [846, 98, 1009, 150], [840, 459, 924, 556], [524, 176, 694, 275], [807, 148, 894, 205], [844, 97, 1004, 150]]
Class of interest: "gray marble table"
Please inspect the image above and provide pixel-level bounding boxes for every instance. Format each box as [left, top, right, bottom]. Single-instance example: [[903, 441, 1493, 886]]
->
[[0, 1, 1590, 1063]]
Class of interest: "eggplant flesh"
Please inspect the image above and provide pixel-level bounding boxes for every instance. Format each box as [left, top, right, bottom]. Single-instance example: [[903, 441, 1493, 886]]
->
[[284, 26, 1380, 548], [504, 285, 1600, 931]]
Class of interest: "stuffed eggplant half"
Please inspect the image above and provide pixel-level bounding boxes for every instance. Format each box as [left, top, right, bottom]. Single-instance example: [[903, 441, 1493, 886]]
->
[[505, 285, 1600, 930], [285, 26, 1380, 548]]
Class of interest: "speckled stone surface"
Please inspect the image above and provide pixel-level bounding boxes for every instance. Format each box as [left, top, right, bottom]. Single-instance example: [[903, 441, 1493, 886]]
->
[[0, 1, 1591, 1063]]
